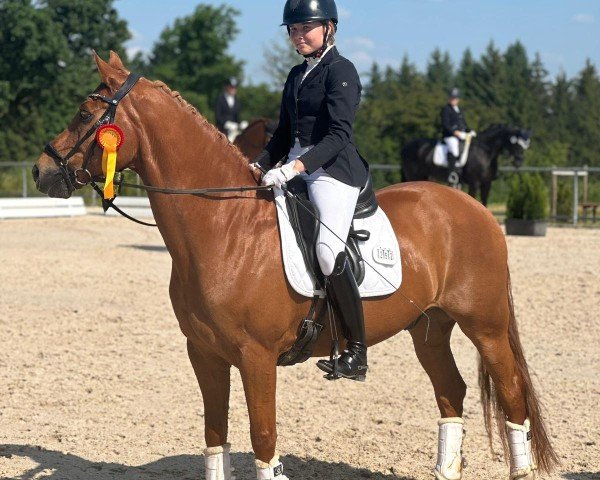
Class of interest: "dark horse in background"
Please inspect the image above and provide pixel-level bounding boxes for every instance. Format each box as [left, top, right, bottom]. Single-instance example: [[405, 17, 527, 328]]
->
[[401, 125, 531, 206]]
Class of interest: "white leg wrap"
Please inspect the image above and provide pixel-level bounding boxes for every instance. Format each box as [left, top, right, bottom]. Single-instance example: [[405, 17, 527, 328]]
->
[[255, 455, 289, 480], [433, 417, 465, 480], [204, 443, 235, 480], [506, 419, 537, 479]]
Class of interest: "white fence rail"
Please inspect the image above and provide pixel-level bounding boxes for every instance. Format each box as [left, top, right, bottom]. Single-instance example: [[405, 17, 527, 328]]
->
[[0, 197, 86, 219], [2, 162, 599, 225]]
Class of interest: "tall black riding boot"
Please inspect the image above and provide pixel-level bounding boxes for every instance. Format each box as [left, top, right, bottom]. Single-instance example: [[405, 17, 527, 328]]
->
[[447, 153, 460, 186], [316, 252, 368, 382]]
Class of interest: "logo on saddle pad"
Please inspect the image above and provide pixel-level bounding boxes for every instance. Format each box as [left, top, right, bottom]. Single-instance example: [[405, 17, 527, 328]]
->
[[373, 246, 396, 266]]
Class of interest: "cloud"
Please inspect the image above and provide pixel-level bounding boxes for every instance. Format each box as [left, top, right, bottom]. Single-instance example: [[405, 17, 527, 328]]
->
[[338, 7, 351, 19], [342, 36, 375, 50], [128, 28, 143, 42], [572, 13, 594, 24]]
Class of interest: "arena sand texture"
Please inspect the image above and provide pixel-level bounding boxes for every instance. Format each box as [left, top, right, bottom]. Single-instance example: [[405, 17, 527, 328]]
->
[[0, 215, 598, 479]]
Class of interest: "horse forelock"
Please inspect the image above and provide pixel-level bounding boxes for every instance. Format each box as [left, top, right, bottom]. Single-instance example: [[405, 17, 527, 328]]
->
[[148, 79, 249, 168]]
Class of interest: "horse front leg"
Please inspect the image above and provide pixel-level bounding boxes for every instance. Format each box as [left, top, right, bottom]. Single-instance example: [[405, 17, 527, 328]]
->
[[187, 340, 234, 480], [467, 180, 480, 202], [480, 180, 492, 207], [239, 346, 289, 479]]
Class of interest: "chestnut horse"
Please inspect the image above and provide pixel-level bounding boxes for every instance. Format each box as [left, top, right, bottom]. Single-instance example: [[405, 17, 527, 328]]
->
[[33, 53, 557, 478], [233, 118, 278, 159]]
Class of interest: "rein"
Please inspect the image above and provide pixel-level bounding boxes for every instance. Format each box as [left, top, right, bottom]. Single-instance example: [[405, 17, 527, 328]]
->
[[114, 178, 272, 196]]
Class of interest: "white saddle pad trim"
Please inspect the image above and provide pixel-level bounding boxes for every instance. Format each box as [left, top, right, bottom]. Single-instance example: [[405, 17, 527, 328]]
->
[[273, 187, 402, 298], [433, 134, 474, 168]]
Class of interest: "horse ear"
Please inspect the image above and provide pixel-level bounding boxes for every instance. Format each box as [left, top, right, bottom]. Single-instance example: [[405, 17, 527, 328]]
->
[[93, 50, 126, 90], [108, 50, 129, 73]]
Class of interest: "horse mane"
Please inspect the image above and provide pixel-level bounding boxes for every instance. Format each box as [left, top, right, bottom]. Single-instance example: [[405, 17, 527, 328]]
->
[[149, 79, 248, 166], [478, 123, 519, 140]]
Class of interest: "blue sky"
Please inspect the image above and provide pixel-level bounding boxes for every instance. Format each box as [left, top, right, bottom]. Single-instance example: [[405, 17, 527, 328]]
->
[[116, 0, 600, 85]]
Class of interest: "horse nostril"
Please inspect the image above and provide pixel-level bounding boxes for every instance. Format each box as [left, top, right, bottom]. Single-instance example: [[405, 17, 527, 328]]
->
[[32, 165, 40, 183]]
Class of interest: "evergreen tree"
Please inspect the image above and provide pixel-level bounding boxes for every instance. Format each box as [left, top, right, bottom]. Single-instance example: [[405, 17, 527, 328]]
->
[[571, 60, 600, 166], [426, 48, 454, 91]]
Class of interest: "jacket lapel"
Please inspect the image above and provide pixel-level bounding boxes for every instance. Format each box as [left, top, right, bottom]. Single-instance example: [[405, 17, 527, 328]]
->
[[299, 47, 339, 90], [293, 63, 306, 103]]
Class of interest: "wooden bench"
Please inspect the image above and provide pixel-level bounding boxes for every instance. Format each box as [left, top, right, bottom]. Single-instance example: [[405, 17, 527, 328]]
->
[[104, 196, 154, 219], [0, 197, 86, 219], [581, 202, 599, 222]]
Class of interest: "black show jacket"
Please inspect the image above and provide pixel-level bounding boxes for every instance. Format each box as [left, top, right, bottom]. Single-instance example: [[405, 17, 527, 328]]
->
[[441, 103, 468, 138], [215, 93, 241, 133], [254, 47, 368, 188]]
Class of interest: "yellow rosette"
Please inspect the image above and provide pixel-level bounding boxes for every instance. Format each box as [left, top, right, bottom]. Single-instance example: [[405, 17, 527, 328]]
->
[[96, 125, 124, 199]]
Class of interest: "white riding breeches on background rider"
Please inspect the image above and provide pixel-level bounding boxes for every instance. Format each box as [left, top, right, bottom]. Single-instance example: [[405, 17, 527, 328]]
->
[[287, 140, 360, 276], [444, 136, 460, 157]]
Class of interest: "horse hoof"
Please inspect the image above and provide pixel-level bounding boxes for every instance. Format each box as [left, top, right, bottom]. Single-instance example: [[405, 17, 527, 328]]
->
[[433, 468, 462, 480], [510, 468, 538, 479]]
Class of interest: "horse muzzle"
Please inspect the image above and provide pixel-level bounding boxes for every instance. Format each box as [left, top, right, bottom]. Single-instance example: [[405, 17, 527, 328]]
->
[[32, 163, 74, 199]]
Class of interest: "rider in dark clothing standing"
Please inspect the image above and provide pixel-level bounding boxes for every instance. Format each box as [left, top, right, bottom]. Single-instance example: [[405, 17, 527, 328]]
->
[[441, 88, 468, 185]]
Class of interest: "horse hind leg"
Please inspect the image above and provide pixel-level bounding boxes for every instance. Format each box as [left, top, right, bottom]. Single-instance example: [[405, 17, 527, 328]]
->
[[409, 309, 467, 480], [456, 277, 558, 479]]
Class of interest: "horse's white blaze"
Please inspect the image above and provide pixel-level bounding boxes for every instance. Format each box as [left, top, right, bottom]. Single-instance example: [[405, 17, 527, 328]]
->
[[434, 417, 465, 480]]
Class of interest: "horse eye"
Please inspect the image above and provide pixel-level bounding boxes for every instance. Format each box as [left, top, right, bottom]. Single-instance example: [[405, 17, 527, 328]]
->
[[79, 109, 93, 123]]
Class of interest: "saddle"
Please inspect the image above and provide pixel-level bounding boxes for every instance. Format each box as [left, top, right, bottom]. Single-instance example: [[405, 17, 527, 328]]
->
[[283, 172, 379, 289], [277, 172, 378, 367]]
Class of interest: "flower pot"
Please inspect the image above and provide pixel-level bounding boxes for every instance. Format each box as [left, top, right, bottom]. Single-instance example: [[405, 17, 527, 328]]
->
[[505, 218, 547, 237]]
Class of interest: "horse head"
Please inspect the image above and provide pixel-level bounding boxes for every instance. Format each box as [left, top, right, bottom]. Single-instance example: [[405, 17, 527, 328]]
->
[[505, 126, 532, 168], [33, 52, 143, 198]]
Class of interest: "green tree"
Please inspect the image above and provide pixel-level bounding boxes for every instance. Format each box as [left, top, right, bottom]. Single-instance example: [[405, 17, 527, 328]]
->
[[147, 4, 243, 118], [571, 60, 600, 166], [426, 48, 454, 90], [0, 0, 130, 163], [263, 31, 300, 89]]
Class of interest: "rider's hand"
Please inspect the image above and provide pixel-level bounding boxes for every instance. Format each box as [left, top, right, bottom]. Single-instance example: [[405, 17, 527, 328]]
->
[[249, 162, 263, 173], [262, 161, 300, 188], [456, 131, 467, 141]]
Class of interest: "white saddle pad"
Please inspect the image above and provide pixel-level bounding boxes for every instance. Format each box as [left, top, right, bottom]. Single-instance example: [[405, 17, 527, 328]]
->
[[433, 142, 449, 167], [433, 136, 474, 168], [273, 186, 402, 298]]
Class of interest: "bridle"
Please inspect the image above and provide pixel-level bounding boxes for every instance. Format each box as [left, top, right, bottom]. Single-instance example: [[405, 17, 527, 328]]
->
[[43, 73, 142, 192]]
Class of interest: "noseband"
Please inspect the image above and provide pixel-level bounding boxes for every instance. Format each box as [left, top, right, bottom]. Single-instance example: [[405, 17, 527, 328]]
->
[[44, 73, 141, 192]]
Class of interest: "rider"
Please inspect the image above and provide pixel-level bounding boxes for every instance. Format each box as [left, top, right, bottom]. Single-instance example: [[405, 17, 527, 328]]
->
[[215, 77, 245, 141], [251, 0, 369, 382], [441, 88, 469, 185]]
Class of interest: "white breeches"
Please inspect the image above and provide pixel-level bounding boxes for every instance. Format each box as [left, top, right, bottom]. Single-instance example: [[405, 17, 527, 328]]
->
[[444, 136, 460, 157], [287, 140, 360, 276]]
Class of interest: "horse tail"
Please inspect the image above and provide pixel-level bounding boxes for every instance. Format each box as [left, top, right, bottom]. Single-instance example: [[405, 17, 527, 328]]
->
[[478, 267, 559, 474]]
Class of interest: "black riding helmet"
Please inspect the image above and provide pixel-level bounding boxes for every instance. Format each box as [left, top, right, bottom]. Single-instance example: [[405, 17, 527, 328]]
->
[[282, 0, 338, 58], [282, 0, 338, 28]]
